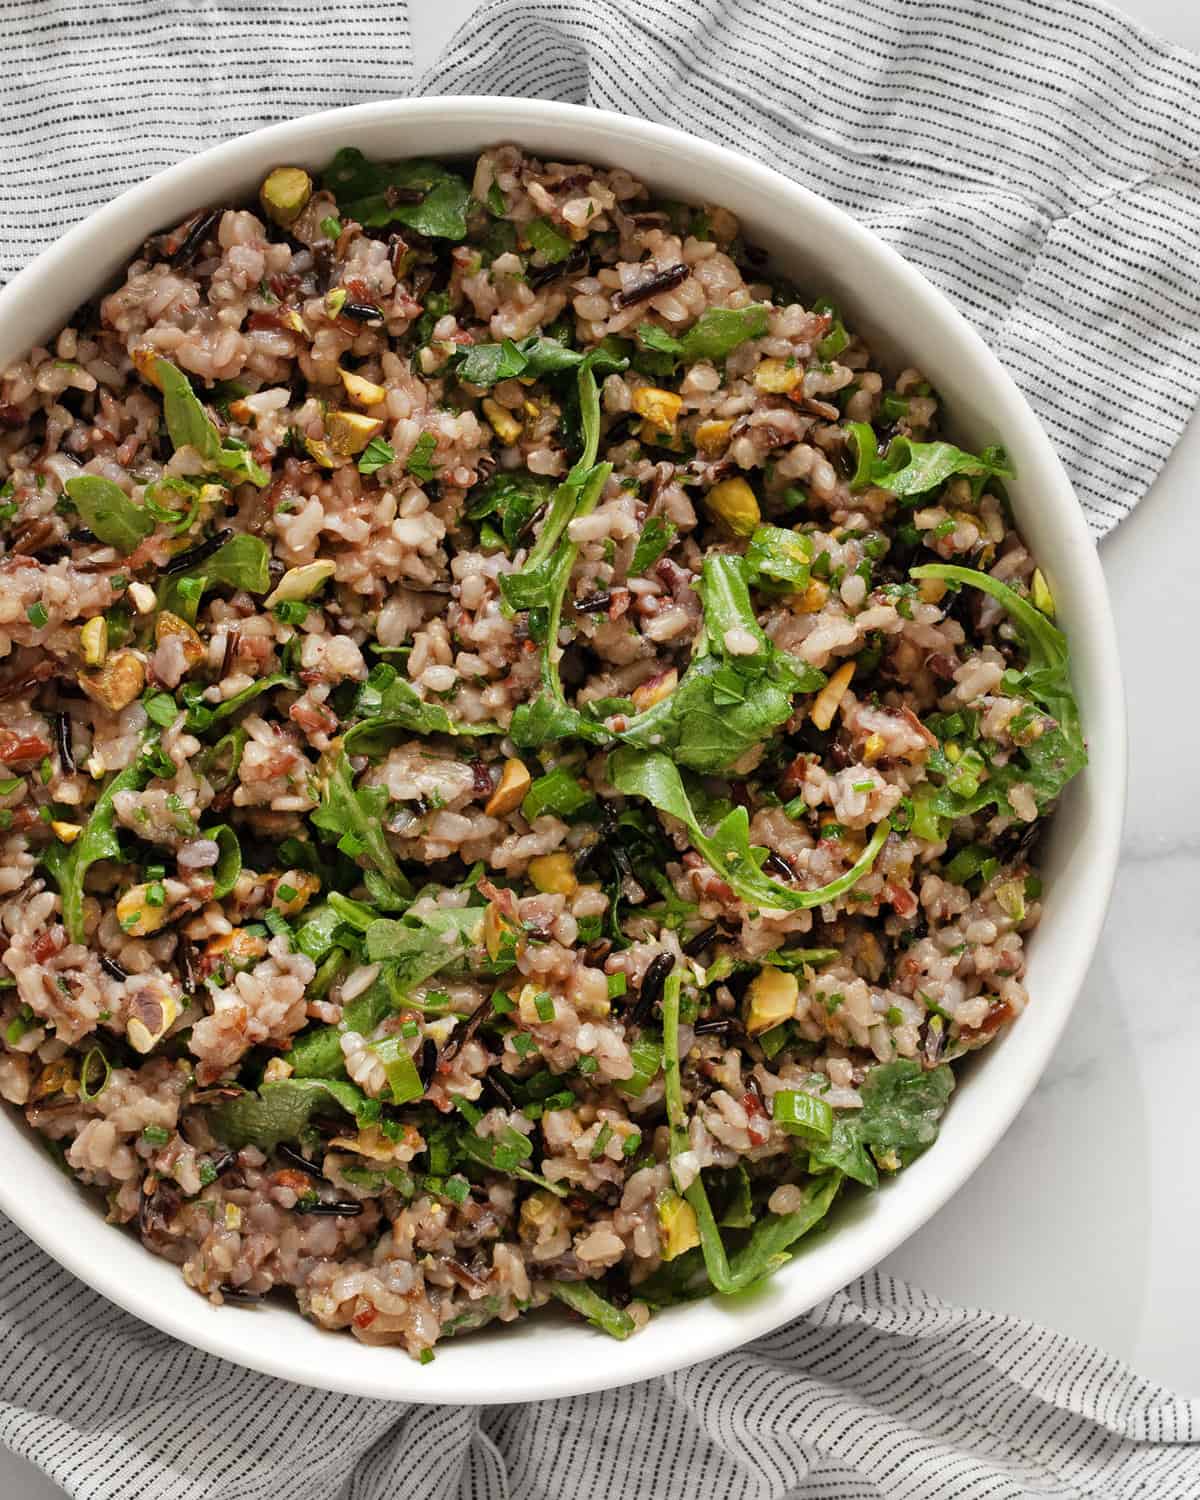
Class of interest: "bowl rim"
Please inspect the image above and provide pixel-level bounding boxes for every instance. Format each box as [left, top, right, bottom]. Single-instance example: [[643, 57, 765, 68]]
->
[[0, 94, 1126, 1404]]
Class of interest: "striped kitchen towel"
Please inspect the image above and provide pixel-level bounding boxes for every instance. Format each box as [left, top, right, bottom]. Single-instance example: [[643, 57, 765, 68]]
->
[[2, 1220, 1199, 1499], [3, 2, 1200, 1498]]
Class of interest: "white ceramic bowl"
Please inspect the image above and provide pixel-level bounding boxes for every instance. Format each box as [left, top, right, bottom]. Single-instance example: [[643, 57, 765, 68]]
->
[[0, 97, 1125, 1404]]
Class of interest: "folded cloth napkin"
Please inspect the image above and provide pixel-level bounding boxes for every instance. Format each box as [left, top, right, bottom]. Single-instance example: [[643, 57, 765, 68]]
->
[[3, 2, 1200, 1497]]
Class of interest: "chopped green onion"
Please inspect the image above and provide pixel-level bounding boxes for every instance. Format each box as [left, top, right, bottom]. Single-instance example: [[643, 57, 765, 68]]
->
[[771, 1089, 834, 1142], [606, 972, 627, 998]]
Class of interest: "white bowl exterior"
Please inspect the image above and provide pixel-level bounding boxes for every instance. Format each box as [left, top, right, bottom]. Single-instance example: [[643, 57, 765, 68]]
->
[[0, 99, 1125, 1403]]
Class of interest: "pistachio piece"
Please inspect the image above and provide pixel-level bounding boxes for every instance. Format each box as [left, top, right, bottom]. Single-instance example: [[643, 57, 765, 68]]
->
[[703, 477, 760, 537], [528, 853, 577, 897], [484, 758, 531, 817], [631, 667, 678, 712], [127, 581, 157, 615], [482, 397, 523, 446], [117, 883, 171, 938], [792, 578, 829, 615], [338, 369, 388, 407], [325, 410, 385, 457], [631, 386, 683, 433], [657, 1192, 700, 1260], [1030, 567, 1055, 619], [264, 559, 335, 607], [753, 357, 802, 394], [304, 435, 337, 469], [30, 1057, 78, 1102], [810, 661, 855, 731], [259, 166, 313, 228], [79, 649, 145, 712], [79, 615, 108, 667], [131, 346, 163, 390], [206, 928, 270, 968], [155, 610, 205, 670], [125, 983, 179, 1053], [744, 965, 799, 1035], [694, 418, 733, 457]]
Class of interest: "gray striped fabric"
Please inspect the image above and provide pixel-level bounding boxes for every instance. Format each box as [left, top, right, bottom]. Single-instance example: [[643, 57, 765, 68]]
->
[[3, 2, 1200, 1497]]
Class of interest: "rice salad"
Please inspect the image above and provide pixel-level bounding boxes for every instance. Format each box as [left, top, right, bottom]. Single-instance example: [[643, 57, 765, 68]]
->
[[0, 146, 1086, 1356]]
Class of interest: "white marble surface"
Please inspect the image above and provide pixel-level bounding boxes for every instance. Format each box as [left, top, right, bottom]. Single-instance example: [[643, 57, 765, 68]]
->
[[6, 2, 1199, 1494]]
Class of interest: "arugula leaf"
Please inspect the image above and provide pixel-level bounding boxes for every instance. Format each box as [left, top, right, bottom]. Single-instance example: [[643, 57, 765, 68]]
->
[[406, 432, 438, 483], [848, 426, 1014, 498], [41, 757, 152, 944], [153, 357, 269, 486], [343, 666, 497, 752], [812, 296, 849, 360], [466, 469, 556, 552], [505, 462, 611, 747], [525, 217, 574, 263], [743, 524, 814, 593], [677, 305, 769, 362], [322, 149, 472, 240], [207, 669, 299, 724], [660, 971, 842, 1295], [454, 335, 628, 390], [64, 476, 154, 554], [628, 516, 677, 575], [636, 323, 685, 358], [358, 437, 395, 475], [612, 554, 824, 773], [159, 534, 271, 620], [311, 749, 410, 896], [209, 1078, 369, 1150], [809, 1060, 955, 1188], [549, 1281, 636, 1339], [910, 563, 1087, 817], [521, 766, 593, 821], [609, 746, 890, 912]]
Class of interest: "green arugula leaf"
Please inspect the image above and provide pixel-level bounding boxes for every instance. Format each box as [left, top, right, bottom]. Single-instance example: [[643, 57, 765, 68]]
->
[[677, 305, 769, 362], [158, 534, 270, 620], [847, 426, 1013, 498], [358, 437, 395, 475], [405, 432, 439, 484], [41, 756, 152, 944], [812, 296, 849, 360], [611, 554, 824, 773], [549, 1281, 636, 1339], [311, 749, 410, 896], [209, 1078, 369, 1150], [466, 469, 557, 552], [343, 665, 497, 752], [154, 357, 269, 486], [660, 971, 842, 1295], [910, 563, 1087, 817], [743, 524, 814, 592], [322, 149, 472, 239], [609, 746, 890, 912], [525, 217, 573, 263], [636, 323, 685, 358], [454, 335, 628, 390], [64, 476, 154, 554], [207, 669, 299, 724], [809, 1059, 955, 1188], [628, 516, 677, 575]]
